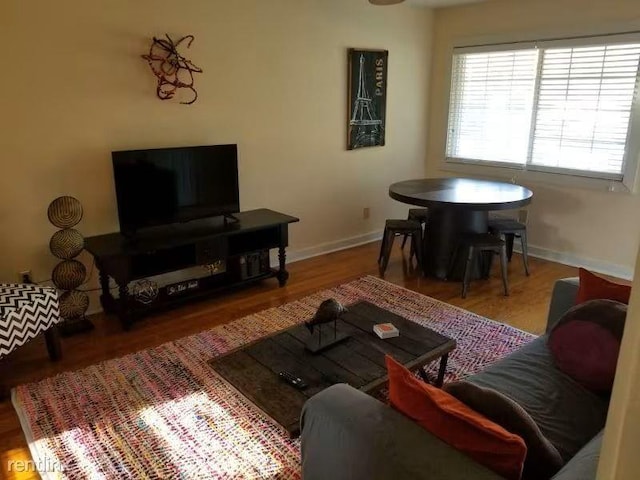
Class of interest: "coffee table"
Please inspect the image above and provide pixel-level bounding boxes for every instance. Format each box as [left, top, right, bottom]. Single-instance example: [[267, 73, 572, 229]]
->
[[208, 301, 456, 437]]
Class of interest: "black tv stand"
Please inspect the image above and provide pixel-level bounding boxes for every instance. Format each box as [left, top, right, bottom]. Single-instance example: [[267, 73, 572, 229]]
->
[[84, 209, 299, 330], [223, 213, 240, 225]]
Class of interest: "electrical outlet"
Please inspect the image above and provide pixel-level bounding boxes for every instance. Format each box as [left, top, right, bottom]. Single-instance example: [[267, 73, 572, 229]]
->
[[19, 270, 33, 284], [363, 207, 370, 220]]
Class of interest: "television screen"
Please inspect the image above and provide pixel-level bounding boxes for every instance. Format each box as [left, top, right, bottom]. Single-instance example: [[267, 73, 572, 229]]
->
[[112, 144, 239, 234]]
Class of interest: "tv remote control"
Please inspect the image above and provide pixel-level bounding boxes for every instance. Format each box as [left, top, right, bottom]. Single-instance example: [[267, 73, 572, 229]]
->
[[279, 371, 308, 390]]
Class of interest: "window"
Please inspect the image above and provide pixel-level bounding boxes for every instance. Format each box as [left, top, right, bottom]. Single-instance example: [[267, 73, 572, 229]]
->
[[446, 34, 640, 182]]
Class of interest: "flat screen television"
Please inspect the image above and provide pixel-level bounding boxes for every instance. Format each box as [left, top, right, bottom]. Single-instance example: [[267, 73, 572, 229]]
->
[[112, 144, 239, 235]]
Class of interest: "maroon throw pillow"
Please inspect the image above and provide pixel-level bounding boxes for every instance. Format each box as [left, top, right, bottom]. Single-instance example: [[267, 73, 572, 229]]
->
[[548, 299, 626, 392]]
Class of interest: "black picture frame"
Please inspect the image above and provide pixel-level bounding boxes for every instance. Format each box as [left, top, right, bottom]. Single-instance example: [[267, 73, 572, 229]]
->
[[347, 48, 388, 150]]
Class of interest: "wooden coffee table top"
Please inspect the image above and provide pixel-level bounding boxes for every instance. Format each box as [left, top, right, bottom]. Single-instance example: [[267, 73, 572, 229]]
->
[[208, 301, 456, 437]]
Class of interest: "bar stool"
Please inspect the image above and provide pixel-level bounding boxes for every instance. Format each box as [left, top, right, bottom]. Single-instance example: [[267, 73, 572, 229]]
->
[[378, 219, 423, 275], [488, 210, 529, 276], [448, 233, 509, 298], [401, 208, 429, 250]]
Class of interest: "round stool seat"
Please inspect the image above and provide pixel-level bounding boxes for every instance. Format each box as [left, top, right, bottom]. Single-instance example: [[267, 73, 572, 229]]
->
[[488, 219, 526, 233], [408, 208, 429, 223], [385, 219, 422, 232]]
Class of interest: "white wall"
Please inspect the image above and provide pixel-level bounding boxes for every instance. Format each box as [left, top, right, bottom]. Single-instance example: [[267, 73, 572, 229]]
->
[[0, 0, 432, 295]]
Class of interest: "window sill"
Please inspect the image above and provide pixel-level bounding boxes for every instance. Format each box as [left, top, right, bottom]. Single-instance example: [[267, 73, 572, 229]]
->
[[440, 159, 634, 194]]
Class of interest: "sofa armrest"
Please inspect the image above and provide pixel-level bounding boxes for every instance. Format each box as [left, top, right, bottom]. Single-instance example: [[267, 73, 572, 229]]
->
[[546, 278, 579, 333], [300, 384, 503, 480]]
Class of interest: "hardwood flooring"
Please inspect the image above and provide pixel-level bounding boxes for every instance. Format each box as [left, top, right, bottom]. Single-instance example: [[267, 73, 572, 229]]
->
[[0, 241, 579, 479]]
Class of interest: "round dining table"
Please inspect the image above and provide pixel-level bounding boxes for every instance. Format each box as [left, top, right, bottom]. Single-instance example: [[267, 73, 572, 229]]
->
[[388, 177, 533, 279]]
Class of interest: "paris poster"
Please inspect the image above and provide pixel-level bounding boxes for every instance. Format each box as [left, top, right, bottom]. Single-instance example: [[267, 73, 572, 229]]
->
[[347, 49, 388, 150]]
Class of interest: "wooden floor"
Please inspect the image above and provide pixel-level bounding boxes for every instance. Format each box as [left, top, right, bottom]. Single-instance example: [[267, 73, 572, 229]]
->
[[0, 241, 578, 480]]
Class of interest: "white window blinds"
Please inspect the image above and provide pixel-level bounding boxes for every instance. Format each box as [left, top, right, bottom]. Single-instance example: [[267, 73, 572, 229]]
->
[[447, 48, 538, 165], [531, 44, 640, 175], [446, 35, 640, 181]]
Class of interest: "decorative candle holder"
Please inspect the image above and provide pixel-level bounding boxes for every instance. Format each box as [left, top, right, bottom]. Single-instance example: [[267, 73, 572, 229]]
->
[[47, 196, 94, 336]]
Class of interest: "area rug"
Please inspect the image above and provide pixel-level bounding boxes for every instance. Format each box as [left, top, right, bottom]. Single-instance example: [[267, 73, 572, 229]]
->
[[12, 276, 535, 479]]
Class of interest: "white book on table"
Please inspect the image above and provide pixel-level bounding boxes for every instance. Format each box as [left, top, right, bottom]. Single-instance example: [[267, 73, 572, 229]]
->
[[373, 323, 399, 339]]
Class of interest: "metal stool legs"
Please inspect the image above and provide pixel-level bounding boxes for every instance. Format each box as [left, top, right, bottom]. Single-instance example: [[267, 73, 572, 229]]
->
[[520, 230, 530, 276], [499, 244, 509, 296], [462, 246, 475, 298], [379, 220, 423, 276], [453, 240, 510, 299], [504, 233, 515, 261], [379, 229, 396, 274], [499, 231, 529, 276], [378, 229, 388, 265], [401, 233, 409, 250], [401, 209, 428, 250], [410, 230, 423, 269], [488, 216, 530, 277]]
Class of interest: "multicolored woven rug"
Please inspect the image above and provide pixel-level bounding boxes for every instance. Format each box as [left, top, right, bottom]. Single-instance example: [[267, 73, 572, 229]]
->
[[12, 276, 535, 479]]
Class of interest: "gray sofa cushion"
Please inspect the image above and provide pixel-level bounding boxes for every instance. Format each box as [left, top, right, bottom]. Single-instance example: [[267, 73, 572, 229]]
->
[[467, 336, 609, 462], [546, 278, 579, 332], [552, 430, 603, 480], [444, 380, 564, 480]]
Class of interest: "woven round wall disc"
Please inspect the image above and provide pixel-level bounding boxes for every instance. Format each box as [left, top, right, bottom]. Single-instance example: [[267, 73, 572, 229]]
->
[[48, 196, 83, 228], [50, 229, 85, 259], [59, 290, 90, 319], [52, 260, 87, 290]]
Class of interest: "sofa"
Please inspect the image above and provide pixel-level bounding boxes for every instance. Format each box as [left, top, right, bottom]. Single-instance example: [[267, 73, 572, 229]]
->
[[300, 278, 609, 480]]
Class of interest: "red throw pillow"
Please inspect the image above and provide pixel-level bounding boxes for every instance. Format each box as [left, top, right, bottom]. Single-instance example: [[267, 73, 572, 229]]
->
[[575, 268, 631, 305], [386, 355, 526, 480], [444, 381, 564, 480]]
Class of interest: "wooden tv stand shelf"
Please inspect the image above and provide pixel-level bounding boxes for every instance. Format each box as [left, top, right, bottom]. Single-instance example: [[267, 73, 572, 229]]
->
[[84, 209, 299, 330]]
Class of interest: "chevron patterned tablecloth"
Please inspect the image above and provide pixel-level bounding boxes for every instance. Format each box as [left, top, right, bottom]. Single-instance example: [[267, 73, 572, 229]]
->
[[0, 284, 60, 359]]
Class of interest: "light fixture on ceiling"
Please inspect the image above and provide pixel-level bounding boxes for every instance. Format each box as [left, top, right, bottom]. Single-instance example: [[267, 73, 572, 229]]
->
[[369, 0, 405, 5]]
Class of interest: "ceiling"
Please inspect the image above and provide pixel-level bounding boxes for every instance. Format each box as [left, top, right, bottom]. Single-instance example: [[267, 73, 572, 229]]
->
[[406, 0, 486, 7]]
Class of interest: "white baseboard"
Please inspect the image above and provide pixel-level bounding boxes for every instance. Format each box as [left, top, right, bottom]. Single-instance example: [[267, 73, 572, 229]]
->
[[513, 244, 633, 281], [284, 231, 634, 281], [270, 230, 384, 266], [285, 232, 635, 281]]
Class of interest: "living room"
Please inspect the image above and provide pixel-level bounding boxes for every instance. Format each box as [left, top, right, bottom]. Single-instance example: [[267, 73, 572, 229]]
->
[[1, 0, 640, 478]]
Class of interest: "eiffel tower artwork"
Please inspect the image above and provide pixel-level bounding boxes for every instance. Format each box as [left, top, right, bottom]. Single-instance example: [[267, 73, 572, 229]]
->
[[347, 49, 388, 150]]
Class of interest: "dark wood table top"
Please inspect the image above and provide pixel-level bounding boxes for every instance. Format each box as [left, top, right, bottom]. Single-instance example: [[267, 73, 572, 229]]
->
[[208, 301, 456, 437], [389, 177, 533, 211]]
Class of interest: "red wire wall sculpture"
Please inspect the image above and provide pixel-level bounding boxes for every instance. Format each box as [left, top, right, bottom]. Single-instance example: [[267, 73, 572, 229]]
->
[[142, 34, 203, 105]]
